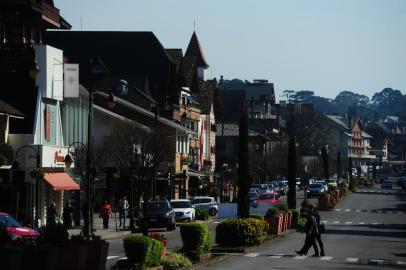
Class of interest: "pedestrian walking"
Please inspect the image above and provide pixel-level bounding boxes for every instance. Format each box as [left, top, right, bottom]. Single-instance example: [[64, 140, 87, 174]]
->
[[47, 202, 58, 225], [118, 196, 129, 228], [295, 209, 319, 256], [309, 204, 325, 256], [100, 201, 112, 229], [62, 201, 73, 229]]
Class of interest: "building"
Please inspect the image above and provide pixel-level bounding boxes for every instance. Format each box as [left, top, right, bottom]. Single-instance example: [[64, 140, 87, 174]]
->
[[0, 0, 78, 225]]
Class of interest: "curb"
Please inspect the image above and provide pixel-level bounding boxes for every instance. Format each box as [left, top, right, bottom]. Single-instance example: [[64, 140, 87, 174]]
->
[[180, 229, 297, 270]]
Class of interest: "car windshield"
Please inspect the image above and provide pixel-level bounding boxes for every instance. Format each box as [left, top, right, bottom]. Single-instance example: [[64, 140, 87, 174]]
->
[[309, 183, 323, 188], [148, 202, 170, 211], [193, 198, 212, 204], [0, 215, 21, 227], [259, 193, 275, 200], [171, 201, 191, 208]]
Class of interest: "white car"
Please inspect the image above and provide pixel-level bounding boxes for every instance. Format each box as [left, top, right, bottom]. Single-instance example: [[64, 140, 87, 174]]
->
[[170, 199, 195, 222]]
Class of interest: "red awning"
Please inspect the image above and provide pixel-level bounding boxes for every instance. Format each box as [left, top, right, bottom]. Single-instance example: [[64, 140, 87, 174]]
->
[[43, 172, 80, 191]]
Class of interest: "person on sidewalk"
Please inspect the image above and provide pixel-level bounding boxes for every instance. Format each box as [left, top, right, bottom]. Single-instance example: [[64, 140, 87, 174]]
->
[[62, 201, 73, 229], [295, 209, 319, 256], [118, 196, 129, 228], [309, 204, 325, 256], [100, 201, 112, 229], [47, 202, 58, 225]]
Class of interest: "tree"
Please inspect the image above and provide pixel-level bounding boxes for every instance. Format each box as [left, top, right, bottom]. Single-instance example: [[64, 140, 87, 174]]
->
[[237, 102, 250, 218], [290, 90, 315, 102], [287, 135, 297, 209], [334, 91, 370, 107], [321, 147, 329, 181]]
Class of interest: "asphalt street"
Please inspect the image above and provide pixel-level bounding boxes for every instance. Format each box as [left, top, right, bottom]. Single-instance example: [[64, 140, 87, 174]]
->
[[106, 180, 406, 269]]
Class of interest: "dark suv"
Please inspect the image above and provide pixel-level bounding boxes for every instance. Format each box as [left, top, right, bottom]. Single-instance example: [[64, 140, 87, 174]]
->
[[146, 201, 176, 231]]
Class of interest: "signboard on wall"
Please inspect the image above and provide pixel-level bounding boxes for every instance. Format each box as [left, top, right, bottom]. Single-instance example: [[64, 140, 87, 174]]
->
[[64, 64, 79, 98]]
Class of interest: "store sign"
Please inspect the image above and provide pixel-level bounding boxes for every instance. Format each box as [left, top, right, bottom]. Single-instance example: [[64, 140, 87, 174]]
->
[[41, 145, 70, 168]]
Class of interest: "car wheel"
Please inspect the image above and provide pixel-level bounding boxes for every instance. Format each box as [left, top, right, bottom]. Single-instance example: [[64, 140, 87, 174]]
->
[[209, 208, 217, 216]]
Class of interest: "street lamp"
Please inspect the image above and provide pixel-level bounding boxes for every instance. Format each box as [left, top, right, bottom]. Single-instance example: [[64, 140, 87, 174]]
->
[[12, 145, 41, 227]]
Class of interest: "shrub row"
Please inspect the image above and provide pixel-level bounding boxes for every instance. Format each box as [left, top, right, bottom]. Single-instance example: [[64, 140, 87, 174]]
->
[[215, 218, 267, 247], [123, 235, 163, 268], [180, 223, 211, 254], [195, 208, 210, 220]]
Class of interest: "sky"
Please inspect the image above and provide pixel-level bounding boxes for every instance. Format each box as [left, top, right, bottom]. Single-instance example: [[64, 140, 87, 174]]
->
[[54, 0, 406, 99]]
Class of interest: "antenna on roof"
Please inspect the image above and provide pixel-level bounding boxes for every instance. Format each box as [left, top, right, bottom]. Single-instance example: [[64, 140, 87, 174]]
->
[[193, 20, 196, 31], [80, 16, 83, 31]]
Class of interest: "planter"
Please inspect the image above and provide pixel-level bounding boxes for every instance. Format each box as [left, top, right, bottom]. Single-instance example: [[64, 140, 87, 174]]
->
[[318, 196, 329, 211], [266, 215, 282, 235], [287, 211, 293, 229], [185, 252, 211, 262], [1, 253, 22, 270], [85, 240, 109, 270], [161, 246, 167, 257], [334, 190, 340, 201], [22, 245, 58, 270], [57, 244, 88, 270]]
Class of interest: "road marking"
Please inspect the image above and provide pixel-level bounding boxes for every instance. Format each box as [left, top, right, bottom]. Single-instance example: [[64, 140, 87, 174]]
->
[[213, 221, 220, 224], [294, 255, 306, 259], [345, 222, 352, 225], [320, 256, 333, 260], [370, 259, 384, 265], [268, 255, 283, 258], [376, 210, 383, 213], [397, 261, 406, 265], [245, 253, 260, 257], [386, 211, 392, 214], [321, 220, 327, 224], [335, 209, 341, 211], [372, 222, 379, 225], [358, 222, 365, 225], [355, 210, 361, 212], [107, 256, 120, 260], [345, 209, 351, 212], [333, 221, 340, 224], [346, 258, 359, 262]]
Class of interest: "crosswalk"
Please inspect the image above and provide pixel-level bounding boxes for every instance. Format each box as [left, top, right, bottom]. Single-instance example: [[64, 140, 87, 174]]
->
[[240, 253, 406, 266], [333, 208, 404, 214], [321, 220, 383, 225]]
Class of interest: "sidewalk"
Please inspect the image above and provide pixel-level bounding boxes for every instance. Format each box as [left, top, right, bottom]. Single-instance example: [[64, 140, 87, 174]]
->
[[68, 214, 132, 240]]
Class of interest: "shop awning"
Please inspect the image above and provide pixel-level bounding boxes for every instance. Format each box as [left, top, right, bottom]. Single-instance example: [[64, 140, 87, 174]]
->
[[43, 172, 80, 191]]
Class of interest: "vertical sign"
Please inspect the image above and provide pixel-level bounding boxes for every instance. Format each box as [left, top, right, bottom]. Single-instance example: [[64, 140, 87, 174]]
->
[[44, 106, 50, 141], [64, 64, 79, 98]]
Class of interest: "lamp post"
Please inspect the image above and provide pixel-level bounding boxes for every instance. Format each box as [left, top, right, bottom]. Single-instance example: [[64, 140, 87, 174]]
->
[[12, 145, 41, 227], [63, 64, 127, 237]]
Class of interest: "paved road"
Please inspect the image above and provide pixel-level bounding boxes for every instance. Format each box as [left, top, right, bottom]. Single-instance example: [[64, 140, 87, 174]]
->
[[204, 180, 406, 269]]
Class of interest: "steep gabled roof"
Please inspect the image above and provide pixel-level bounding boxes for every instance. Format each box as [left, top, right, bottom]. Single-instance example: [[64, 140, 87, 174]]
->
[[184, 32, 209, 69], [166, 49, 183, 67], [179, 56, 197, 88]]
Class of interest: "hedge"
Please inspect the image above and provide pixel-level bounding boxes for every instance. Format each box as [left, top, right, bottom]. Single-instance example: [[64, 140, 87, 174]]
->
[[180, 223, 211, 254], [248, 214, 264, 220], [274, 203, 288, 213], [123, 235, 163, 268], [160, 253, 192, 270], [195, 208, 210, 220], [215, 218, 267, 247]]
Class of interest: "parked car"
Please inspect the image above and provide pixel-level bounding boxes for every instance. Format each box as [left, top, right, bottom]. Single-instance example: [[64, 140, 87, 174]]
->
[[307, 183, 326, 197], [146, 201, 176, 231], [170, 199, 195, 222], [0, 212, 40, 245], [314, 180, 328, 190], [381, 180, 393, 189], [249, 191, 259, 202], [251, 184, 270, 193], [192, 196, 218, 216], [249, 187, 261, 195], [255, 192, 282, 204]]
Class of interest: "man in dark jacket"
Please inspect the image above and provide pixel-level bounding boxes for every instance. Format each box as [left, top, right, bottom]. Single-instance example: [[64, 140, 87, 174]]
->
[[309, 204, 325, 256], [295, 210, 319, 256]]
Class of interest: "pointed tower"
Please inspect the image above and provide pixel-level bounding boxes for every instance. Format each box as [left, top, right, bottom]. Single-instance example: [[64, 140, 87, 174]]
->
[[185, 31, 209, 80]]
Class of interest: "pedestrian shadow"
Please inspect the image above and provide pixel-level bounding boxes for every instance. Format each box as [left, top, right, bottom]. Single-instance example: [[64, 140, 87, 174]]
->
[[326, 227, 406, 238], [392, 253, 406, 257]]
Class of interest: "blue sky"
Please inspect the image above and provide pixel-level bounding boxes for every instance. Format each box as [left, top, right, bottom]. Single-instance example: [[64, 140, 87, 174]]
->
[[54, 0, 406, 99]]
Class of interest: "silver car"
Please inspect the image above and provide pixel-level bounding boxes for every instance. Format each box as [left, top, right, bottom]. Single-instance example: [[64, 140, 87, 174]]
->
[[192, 196, 218, 216]]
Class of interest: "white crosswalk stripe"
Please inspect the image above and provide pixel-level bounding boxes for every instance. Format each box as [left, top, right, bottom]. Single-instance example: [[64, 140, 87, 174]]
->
[[245, 253, 260, 257], [345, 209, 351, 212], [346, 258, 359, 262], [107, 256, 120, 260], [320, 256, 333, 260], [293, 255, 306, 259], [268, 254, 283, 258], [333, 221, 340, 224], [355, 210, 361, 212], [345, 222, 352, 225], [358, 222, 365, 225]]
